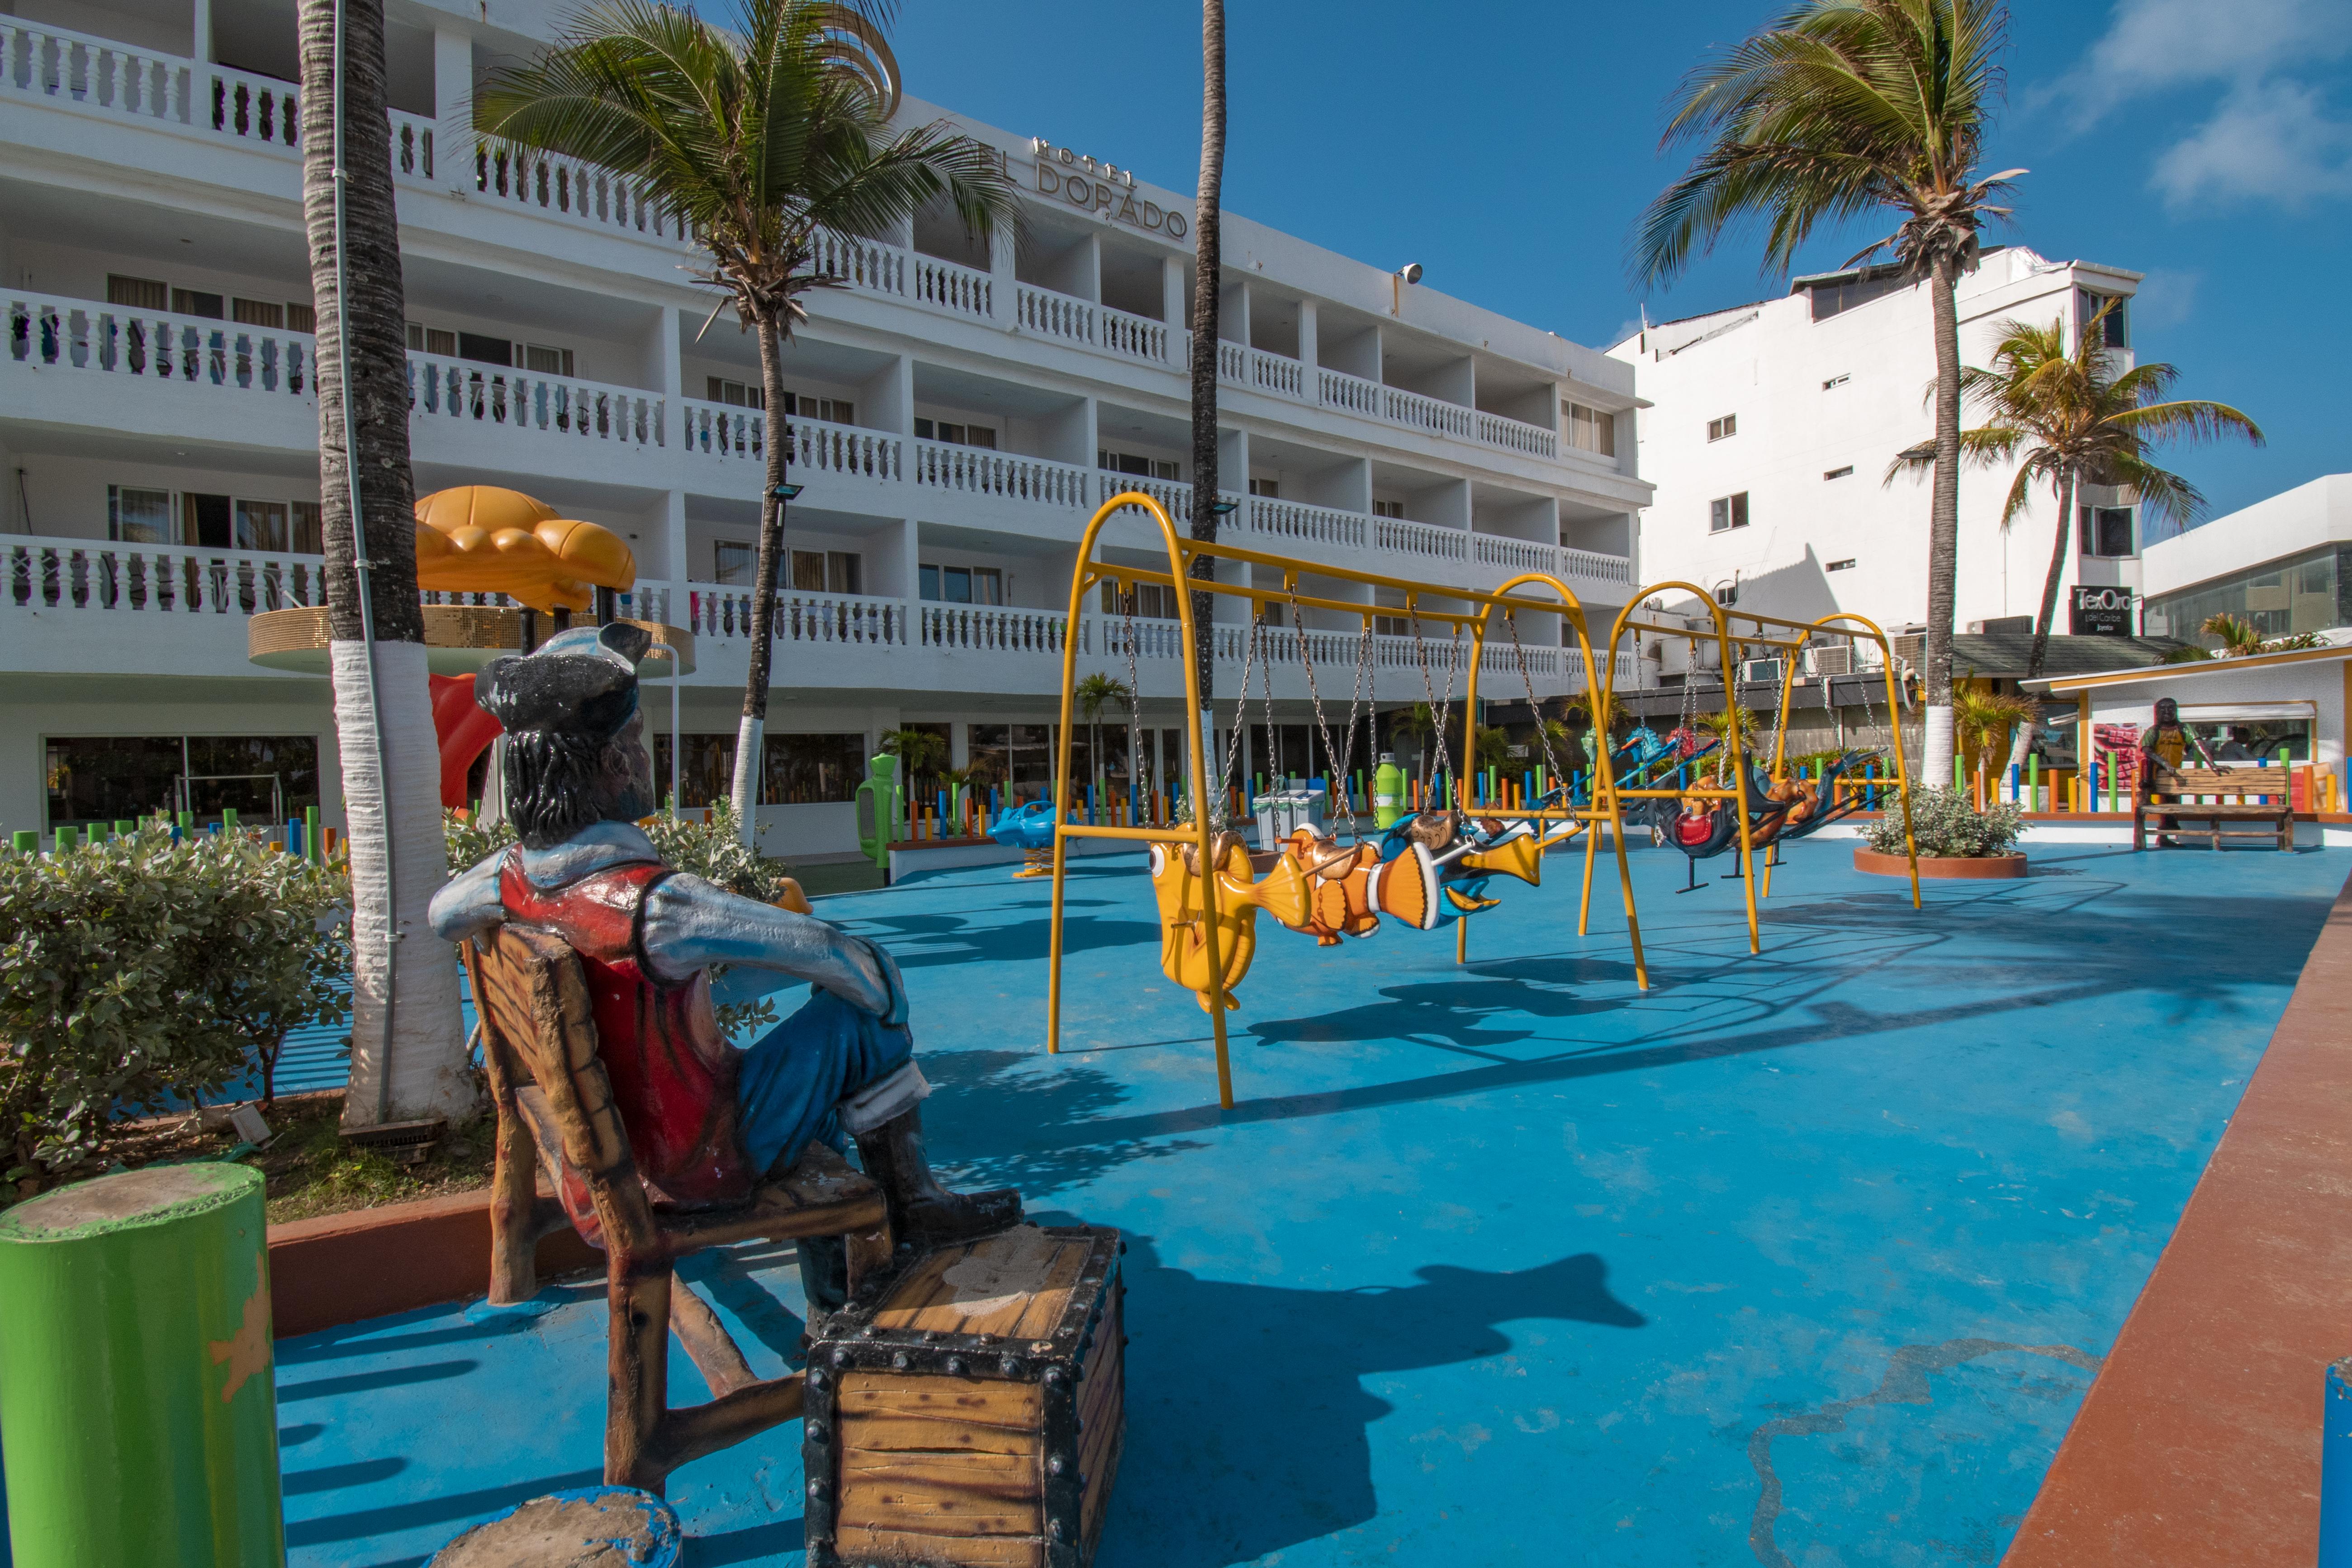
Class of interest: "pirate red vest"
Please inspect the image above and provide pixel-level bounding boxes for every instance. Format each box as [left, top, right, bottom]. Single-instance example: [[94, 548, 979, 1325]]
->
[[497, 852, 753, 1241]]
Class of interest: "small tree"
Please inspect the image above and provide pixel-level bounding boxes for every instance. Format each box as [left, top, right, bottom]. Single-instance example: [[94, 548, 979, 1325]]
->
[[880, 728, 947, 796], [1951, 682, 2038, 784], [1073, 673, 1130, 800], [2201, 612, 2265, 658], [1, 828, 351, 1194]]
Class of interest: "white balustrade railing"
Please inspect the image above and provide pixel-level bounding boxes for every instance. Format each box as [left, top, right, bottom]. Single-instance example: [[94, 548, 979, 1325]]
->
[[1098, 475, 1195, 525], [8, 291, 312, 395], [6, 536, 327, 616], [1015, 284, 1091, 345], [625, 583, 670, 626], [683, 400, 764, 460], [1473, 533, 1554, 574], [1, 19, 195, 123], [1216, 341, 1307, 398], [919, 602, 1067, 655], [1561, 546, 1636, 586], [911, 441, 1091, 508], [913, 254, 992, 320], [1381, 383, 1476, 440], [202, 62, 297, 148], [682, 584, 911, 647], [1099, 305, 1170, 364], [408, 353, 663, 448], [1476, 409, 1557, 460], [793, 415, 901, 481], [813, 229, 907, 295], [472, 146, 684, 242], [1317, 366, 1381, 418], [1373, 514, 1470, 564], [1244, 496, 1366, 552], [1088, 615, 1188, 661]]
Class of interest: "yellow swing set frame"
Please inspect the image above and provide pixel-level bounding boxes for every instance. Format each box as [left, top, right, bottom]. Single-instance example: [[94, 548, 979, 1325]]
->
[[1043, 492, 1651, 1108], [1590, 587, 1924, 952]]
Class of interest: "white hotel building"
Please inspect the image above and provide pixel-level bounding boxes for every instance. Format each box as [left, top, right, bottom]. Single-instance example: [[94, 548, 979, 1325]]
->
[[0, 0, 1649, 855], [1611, 246, 2146, 654]]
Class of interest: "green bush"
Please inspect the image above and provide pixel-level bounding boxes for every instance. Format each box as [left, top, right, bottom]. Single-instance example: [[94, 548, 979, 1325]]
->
[[1, 825, 351, 1196], [1866, 787, 2025, 858]]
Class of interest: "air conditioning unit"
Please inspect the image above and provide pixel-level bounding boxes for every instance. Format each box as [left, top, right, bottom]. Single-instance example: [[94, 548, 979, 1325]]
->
[[1804, 644, 1853, 678], [1739, 657, 1784, 685]]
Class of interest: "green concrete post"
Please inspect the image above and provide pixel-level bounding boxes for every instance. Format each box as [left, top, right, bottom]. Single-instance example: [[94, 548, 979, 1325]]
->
[[10, 831, 33, 854], [51, 828, 76, 853], [304, 805, 320, 864], [0, 1165, 284, 1567], [221, 808, 239, 834]]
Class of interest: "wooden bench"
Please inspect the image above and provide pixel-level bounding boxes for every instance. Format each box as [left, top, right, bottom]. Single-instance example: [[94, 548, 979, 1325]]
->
[[2134, 765, 2294, 851]]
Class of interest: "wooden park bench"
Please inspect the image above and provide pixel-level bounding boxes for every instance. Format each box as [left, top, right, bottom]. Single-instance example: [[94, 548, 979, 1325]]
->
[[2134, 764, 2295, 852]]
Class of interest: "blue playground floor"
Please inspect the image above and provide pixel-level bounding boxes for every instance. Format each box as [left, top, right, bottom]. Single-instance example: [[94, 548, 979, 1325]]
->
[[277, 841, 2348, 1567]]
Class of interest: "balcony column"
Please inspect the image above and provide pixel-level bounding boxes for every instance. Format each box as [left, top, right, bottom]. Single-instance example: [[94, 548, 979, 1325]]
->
[[191, 0, 212, 61], [432, 27, 472, 192], [1296, 298, 1318, 376], [646, 305, 682, 405], [1334, 455, 1371, 515], [988, 224, 1015, 328], [894, 517, 920, 604], [1223, 278, 1250, 346], [660, 489, 688, 611], [881, 352, 914, 434], [1077, 233, 1101, 304], [1161, 255, 1186, 365]]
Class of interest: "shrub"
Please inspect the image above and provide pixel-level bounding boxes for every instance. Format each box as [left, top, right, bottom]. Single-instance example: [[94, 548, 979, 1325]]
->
[[1866, 787, 2025, 858], [1, 825, 351, 1196]]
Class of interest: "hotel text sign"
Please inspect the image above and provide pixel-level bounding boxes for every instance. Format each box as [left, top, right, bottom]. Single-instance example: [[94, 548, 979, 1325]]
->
[[1029, 139, 1190, 242], [2070, 585, 2134, 636]]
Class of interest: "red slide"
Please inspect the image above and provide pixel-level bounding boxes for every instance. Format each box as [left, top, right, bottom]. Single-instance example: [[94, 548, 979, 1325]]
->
[[429, 673, 505, 810]]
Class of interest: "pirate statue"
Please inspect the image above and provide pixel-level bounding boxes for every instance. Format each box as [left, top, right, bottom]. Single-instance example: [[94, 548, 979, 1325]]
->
[[429, 624, 1020, 1294]]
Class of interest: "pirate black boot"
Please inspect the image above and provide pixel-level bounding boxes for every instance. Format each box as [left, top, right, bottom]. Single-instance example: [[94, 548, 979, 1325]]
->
[[854, 1105, 1023, 1250]]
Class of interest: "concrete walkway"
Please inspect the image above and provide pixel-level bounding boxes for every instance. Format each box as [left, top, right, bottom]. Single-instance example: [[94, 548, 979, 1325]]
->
[[275, 842, 2348, 1566]]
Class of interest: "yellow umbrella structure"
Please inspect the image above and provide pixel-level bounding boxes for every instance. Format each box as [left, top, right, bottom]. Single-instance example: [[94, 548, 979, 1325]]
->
[[413, 485, 636, 613]]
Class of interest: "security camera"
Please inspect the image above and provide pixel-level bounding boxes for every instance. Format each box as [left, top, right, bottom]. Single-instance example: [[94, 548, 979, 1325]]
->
[[1396, 262, 1424, 285]]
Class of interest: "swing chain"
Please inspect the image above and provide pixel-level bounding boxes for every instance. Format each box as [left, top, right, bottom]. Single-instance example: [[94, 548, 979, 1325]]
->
[[1503, 608, 1573, 799], [1289, 592, 1364, 838], [1407, 606, 1461, 810], [1120, 582, 1146, 815], [1213, 613, 1262, 829]]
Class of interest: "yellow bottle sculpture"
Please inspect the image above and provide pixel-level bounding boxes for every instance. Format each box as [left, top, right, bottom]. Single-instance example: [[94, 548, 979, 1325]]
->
[[1146, 833, 1309, 1011]]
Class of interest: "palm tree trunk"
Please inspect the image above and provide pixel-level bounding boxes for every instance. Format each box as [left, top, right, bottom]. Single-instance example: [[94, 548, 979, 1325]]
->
[[2026, 468, 2076, 680], [1187, 0, 1226, 737], [299, 0, 469, 1125], [732, 305, 791, 846], [1920, 251, 1962, 792]]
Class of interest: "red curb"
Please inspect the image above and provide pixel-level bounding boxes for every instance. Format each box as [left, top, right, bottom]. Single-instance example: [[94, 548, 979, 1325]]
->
[[268, 1186, 600, 1339], [2004, 864, 2352, 1566], [1853, 848, 2026, 879]]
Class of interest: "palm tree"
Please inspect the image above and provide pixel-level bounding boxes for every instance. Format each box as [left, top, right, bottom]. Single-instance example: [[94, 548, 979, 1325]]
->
[[880, 726, 946, 791], [2202, 612, 2264, 658], [1073, 672, 1131, 804], [1891, 302, 2263, 678], [1951, 681, 2036, 788], [478, 0, 1017, 843], [297, 0, 470, 1125], [1186, 0, 1227, 713], [1632, 0, 2022, 798]]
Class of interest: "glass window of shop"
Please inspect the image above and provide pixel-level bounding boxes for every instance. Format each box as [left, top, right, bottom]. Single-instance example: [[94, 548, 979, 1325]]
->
[[967, 724, 1056, 804], [44, 734, 319, 832], [2143, 545, 2351, 643], [763, 733, 868, 804]]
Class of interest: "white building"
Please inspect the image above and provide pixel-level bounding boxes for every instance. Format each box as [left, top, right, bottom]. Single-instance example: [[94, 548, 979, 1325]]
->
[[0, 0, 1649, 854], [2141, 474, 2352, 645], [1608, 246, 2143, 651]]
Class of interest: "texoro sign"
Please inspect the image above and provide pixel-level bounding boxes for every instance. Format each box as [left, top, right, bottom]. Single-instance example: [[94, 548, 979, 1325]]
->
[[2070, 585, 2134, 636], [1028, 139, 1189, 241]]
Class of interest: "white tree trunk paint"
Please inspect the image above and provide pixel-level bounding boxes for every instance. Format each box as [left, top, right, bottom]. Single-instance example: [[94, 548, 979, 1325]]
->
[[332, 639, 473, 1123], [1922, 705, 1956, 795], [731, 712, 764, 846]]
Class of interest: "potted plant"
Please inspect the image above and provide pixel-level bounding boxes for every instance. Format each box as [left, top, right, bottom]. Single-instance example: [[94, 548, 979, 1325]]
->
[[1856, 787, 2029, 879]]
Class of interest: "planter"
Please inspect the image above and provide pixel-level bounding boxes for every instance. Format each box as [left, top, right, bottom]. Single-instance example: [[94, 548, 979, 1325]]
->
[[1854, 847, 2027, 880]]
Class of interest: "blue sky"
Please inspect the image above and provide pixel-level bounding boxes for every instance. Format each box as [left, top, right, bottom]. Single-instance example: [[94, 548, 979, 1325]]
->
[[893, 0, 2351, 522]]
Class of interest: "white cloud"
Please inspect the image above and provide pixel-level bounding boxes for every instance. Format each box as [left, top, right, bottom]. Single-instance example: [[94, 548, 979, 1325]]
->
[[2049, 0, 2352, 213], [2151, 81, 2352, 210]]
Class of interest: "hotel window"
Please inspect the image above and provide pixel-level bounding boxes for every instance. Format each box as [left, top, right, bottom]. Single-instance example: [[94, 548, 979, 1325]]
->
[[457, 332, 512, 368], [790, 550, 863, 595], [1372, 499, 1406, 519], [107, 485, 173, 545], [920, 564, 1003, 605], [1709, 492, 1750, 533], [707, 378, 764, 409], [521, 343, 576, 377], [107, 274, 170, 311], [182, 493, 232, 549], [1562, 401, 1616, 456], [2079, 506, 2135, 559], [761, 732, 868, 805], [1824, 465, 1854, 480], [2077, 289, 2129, 350], [1826, 558, 1856, 572], [653, 734, 736, 809], [915, 417, 995, 448], [406, 323, 457, 356], [1248, 478, 1280, 498], [232, 298, 284, 329], [1822, 374, 1850, 391], [713, 540, 756, 586], [235, 499, 289, 552], [1097, 449, 1180, 480], [967, 723, 1055, 801], [1100, 581, 1180, 619], [292, 501, 323, 553], [1707, 414, 1737, 442], [171, 288, 224, 319], [784, 392, 854, 423], [288, 303, 315, 333], [45, 734, 320, 832]]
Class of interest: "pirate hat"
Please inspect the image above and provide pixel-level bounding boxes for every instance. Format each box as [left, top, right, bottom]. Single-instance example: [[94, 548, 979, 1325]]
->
[[475, 622, 653, 739]]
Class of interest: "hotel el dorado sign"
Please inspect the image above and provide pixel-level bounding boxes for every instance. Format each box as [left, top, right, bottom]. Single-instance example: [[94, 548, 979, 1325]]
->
[[1027, 139, 1190, 242]]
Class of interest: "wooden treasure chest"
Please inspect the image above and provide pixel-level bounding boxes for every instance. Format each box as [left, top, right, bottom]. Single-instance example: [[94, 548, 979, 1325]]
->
[[803, 1224, 1127, 1568]]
